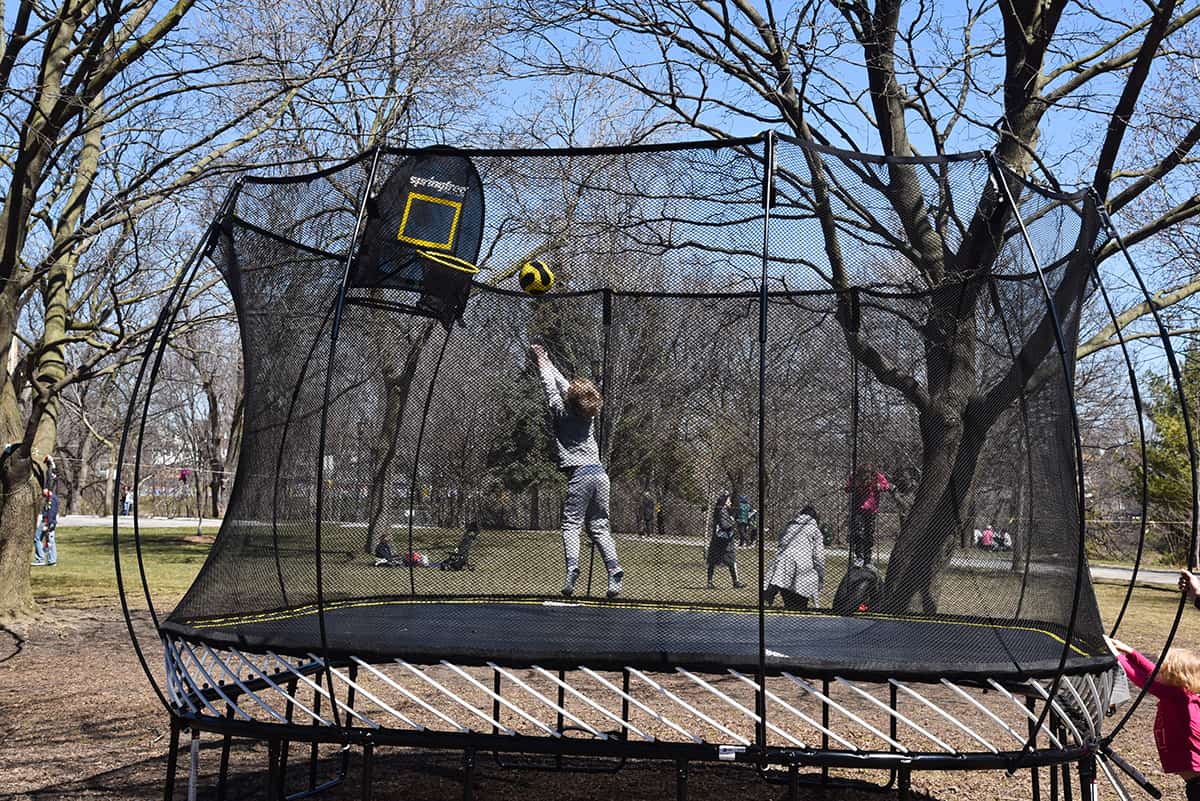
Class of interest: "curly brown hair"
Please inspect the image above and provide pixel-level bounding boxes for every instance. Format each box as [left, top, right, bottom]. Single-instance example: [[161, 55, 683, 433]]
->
[[566, 378, 603, 418]]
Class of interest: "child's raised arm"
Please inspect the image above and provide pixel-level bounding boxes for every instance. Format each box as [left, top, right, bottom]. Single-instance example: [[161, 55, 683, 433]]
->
[[530, 344, 569, 414]]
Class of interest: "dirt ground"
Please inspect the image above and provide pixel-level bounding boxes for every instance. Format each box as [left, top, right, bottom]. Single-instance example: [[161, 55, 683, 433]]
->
[[0, 605, 1182, 801]]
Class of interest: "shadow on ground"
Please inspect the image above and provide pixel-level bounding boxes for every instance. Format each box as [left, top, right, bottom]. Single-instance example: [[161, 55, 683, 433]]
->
[[3, 742, 953, 801]]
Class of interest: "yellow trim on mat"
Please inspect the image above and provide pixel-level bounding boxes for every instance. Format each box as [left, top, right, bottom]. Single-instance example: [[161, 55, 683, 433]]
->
[[180, 597, 1093, 656]]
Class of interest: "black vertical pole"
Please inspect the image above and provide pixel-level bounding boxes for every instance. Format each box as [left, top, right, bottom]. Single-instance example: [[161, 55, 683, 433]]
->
[[218, 706, 235, 801], [267, 738, 282, 801], [313, 147, 384, 729], [163, 719, 180, 801], [988, 156, 1089, 762], [675, 759, 689, 801], [1028, 697, 1042, 801], [361, 742, 375, 801], [585, 289, 615, 598], [1078, 755, 1097, 801], [756, 130, 776, 753]]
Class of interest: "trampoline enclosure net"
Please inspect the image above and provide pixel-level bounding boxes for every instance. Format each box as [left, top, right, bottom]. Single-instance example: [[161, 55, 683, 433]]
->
[[165, 137, 1111, 677]]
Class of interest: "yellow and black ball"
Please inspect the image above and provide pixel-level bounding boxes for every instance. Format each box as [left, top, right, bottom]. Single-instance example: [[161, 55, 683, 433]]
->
[[518, 260, 555, 295]]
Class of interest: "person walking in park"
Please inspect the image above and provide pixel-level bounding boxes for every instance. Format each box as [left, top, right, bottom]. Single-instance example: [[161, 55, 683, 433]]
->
[[31, 487, 60, 567], [706, 491, 744, 589], [764, 505, 825, 610], [736, 495, 756, 546], [640, 490, 655, 538], [530, 344, 624, 599], [845, 465, 891, 567]]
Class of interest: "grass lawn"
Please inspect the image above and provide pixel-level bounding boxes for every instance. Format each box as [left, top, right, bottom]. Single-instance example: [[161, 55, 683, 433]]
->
[[37, 522, 1189, 640], [33, 525, 214, 608]]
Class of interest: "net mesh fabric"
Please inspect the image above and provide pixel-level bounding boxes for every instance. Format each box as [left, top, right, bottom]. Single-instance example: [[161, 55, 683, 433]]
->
[[166, 138, 1109, 679]]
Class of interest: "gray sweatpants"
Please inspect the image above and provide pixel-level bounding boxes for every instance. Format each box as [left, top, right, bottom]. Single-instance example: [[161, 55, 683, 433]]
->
[[562, 466, 619, 572]]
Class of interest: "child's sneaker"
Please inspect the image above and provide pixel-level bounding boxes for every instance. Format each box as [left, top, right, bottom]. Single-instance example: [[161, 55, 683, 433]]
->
[[562, 567, 580, 597], [606, 568, 624, 599]]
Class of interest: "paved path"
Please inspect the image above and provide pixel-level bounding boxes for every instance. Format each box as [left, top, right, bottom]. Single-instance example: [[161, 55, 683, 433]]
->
[[61, 514, 220, 528]]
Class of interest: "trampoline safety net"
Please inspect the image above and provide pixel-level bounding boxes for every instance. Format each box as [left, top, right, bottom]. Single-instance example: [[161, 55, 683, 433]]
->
[[161, 136, 1113, 682]]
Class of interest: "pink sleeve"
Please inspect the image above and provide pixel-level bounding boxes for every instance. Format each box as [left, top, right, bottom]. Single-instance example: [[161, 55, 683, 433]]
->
[[1119, 649, 1186, 701], [876, 473, 891, 492]]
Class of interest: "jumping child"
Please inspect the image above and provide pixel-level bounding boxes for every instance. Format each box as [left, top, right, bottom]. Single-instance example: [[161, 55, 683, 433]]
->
[[1107, 635, 1200, 799], [530, 344, 624, 598]]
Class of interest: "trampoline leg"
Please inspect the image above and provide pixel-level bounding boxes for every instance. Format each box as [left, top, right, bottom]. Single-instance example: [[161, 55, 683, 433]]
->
[[788, 764, 799, 801], [897, 769, 911, 801], [163, 721, 181, 801], [1078, 755, 1097, 801], [462, 748, 476, 801], [675, 759, 688, 801], [361, 743, 374, 801], [188, 729, 201, 801], [1062, 758, 1074, 801], [267, 739, 283, 801], [217, 707, 235, 801]]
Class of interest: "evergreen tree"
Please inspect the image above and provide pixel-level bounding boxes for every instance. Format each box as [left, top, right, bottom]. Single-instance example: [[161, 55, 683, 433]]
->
[[1137, 344, 1200, 563]]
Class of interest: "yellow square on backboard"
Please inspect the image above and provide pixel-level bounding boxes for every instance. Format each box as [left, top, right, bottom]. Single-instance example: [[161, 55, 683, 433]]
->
[[396, 192, 462, 250]]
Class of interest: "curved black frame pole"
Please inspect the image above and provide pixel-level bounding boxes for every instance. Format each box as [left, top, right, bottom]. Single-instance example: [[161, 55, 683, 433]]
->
[[312, 146, 384, 729], [405, 325, 454, 595], [1094, 198, 1199, 746], [270, 300, 341, 610], [756, 129, 775, 753], [984, 279, 1040, 619], [113, 204, 230, 712], [849, 303, 859, 558], [987, 155, 1091, 762], [128, 239, 213, 631], [1087, 257, 1150, 637]]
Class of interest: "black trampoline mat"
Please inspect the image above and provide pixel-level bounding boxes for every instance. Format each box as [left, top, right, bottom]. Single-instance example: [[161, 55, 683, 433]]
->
[[163, 598, 1113, 682]]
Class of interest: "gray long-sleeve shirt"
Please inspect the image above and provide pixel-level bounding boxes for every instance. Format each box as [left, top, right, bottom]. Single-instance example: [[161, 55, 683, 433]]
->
[[537, 359, 601, 469]]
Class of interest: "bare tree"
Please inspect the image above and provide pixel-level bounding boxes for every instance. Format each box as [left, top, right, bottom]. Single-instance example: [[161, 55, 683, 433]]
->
[[0, 0, 332, 618], [503, 0, 1200, 611]]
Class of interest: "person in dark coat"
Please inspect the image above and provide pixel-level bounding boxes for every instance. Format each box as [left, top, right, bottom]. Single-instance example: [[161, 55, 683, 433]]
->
[[706, 492, 744, 589]]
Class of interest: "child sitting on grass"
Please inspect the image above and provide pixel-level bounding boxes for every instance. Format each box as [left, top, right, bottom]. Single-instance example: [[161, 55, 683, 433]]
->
[[1107, 635, 1200, 800]]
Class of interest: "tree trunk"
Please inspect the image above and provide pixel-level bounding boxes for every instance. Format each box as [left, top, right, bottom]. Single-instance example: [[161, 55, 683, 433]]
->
[[0, 435, 40, 618], [103, 444, 117, 515], [72, 434, 94, 514], [880, 295, 981, 613], [366, 322, 436, 553]]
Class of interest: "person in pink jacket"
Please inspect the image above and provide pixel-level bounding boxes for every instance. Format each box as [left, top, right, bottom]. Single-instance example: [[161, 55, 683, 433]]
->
[[845, 466, 890, 567], [1107, 635, 1200, 799]]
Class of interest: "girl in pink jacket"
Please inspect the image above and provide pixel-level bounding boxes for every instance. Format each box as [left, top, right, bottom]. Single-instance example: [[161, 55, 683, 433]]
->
[[1108, 636, 1200, 799]]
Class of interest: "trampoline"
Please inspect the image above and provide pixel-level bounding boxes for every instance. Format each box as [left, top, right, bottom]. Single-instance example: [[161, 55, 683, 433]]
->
[[163, 599, 1111, 681], [117, 133, 1195, 801]]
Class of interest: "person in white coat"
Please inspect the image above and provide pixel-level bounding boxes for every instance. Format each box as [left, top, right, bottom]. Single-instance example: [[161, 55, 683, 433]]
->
[[764, 505, 825, 610]]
